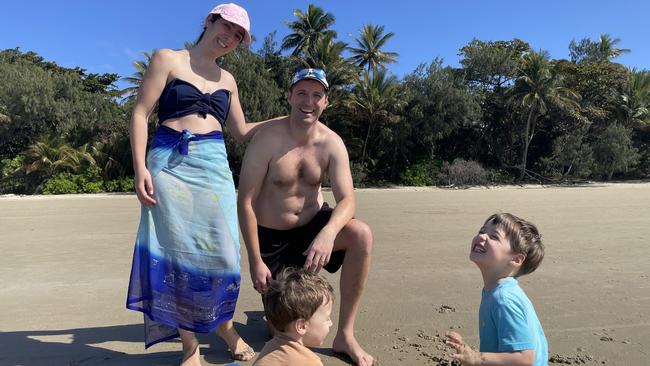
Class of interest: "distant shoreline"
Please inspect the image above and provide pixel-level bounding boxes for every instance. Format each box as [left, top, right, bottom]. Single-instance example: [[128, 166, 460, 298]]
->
[[2, 181, 649, 200]]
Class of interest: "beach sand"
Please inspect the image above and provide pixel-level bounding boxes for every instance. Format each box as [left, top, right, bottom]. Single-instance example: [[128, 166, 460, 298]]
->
[[1, 183, 649, 365]]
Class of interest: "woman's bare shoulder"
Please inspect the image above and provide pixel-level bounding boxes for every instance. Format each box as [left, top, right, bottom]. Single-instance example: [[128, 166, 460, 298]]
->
[[154, 48, 186, 60], [217, 67, 237, 87]]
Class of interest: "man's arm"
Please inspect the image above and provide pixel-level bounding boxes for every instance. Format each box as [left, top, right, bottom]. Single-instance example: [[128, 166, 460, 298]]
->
[[303, 133, 356, 273], [237, 129, 274, 293]]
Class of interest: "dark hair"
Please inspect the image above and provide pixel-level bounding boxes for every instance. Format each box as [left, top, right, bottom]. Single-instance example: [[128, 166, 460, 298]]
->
[[263, 267, 334, 332], [484, 213, 545, 277], [195, 14, 222, 44]]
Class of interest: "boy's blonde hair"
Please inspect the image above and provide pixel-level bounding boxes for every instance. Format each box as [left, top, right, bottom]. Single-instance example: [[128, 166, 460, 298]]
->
[[485, 213, 544, 277], [263, 267, 334, 332]]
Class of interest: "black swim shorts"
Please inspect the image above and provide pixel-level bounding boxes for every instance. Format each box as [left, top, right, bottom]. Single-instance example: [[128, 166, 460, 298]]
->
[[257, 203, 345, 276]]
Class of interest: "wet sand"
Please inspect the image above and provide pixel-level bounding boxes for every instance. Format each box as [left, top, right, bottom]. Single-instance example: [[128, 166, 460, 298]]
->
[[1, 183, 649, 365]]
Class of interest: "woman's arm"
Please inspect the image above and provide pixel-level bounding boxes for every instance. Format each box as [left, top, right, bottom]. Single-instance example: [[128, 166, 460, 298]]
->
[[129, 49, 174, 206], [225, 79, 285, 143]]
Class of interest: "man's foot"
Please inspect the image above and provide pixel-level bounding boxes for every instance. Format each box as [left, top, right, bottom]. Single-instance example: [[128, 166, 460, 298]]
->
[[180, 343, 201, 366], [333, 333, 374, 366], [218, 326, 256, 361]]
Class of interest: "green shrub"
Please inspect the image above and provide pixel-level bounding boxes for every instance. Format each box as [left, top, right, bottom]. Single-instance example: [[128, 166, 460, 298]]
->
[[400, 161, 433, 186], [120, 177, 134, 192], [0, 155, 26, 194], [105, 177, 134, 192], [42, 173, 78, 194], [541, 132, 593, 180], [82, 165, 103, 182], [81, 181, 104, 193], [592, 124, 639, 180], [350, 162, 368, 187], [104, 179, 120, 192], [42, 165, 106, 194]]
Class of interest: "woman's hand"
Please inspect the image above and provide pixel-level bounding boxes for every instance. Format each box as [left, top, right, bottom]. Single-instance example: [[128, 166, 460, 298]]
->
[[135, 168, 157, 206]]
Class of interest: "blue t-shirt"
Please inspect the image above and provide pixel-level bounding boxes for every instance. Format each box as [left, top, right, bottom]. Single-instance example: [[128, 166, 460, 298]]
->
[[479, 277, 548, 366]]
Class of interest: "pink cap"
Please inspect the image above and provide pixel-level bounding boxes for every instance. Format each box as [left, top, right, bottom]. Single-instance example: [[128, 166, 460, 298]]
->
[[208, 3, 252, 45]]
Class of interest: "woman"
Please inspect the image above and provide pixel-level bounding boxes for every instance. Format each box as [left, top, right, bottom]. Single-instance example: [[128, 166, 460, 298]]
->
[[126, 3, 263, 364]]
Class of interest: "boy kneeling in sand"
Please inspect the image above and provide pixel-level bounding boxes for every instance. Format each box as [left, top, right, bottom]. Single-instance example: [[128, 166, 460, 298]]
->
[[254, 268, 334, 366], [446, 213, 548, 366]]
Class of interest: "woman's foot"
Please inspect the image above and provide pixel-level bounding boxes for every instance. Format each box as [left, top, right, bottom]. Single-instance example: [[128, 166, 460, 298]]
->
[[218, 322, 255, 361], [180, 343, 201, 366], [179, 329, 201, 366]]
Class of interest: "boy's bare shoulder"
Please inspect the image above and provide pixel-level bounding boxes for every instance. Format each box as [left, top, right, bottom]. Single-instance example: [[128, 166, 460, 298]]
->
[[254, 336, 323, 366]]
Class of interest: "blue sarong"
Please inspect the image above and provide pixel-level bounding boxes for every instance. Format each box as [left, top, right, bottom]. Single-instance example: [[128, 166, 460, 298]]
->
[[126, 126, 241, 348]]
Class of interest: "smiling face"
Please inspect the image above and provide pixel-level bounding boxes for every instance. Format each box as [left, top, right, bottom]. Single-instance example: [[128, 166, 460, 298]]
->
[[302, 299, 333, 347], [288, 79, 329, 125], [204, 16, 245, 52], [470, 221, 523, 275]]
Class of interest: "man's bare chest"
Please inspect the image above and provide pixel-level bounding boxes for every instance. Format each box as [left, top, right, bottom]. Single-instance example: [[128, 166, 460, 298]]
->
[[267, 148, 328, 187]]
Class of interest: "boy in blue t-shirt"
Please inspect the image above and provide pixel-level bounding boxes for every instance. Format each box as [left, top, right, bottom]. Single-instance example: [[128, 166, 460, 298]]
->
[[446, 213, 548, 366]]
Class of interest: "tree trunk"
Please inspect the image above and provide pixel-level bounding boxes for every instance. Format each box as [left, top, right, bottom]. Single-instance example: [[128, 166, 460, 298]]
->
[[519, 106, 536, 181], [360, 119, 374, 166], [391, 136, 398, 182]]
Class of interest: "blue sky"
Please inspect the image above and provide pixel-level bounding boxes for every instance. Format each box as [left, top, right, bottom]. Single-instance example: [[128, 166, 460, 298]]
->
[[2, 0, 649, 90]]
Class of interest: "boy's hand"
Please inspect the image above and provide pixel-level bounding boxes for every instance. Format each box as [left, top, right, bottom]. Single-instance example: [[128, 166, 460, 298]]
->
[[445, 331, 482, 365]]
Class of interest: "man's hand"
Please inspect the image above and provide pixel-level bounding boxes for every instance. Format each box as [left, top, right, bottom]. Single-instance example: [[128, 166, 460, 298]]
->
[[250, 260, 273, 294], [445, 331, 482, 366], [303, 227, 336, 273]]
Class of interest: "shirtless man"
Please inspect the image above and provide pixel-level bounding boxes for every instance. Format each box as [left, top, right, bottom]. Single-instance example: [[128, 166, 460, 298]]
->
[[237, 68, 374, 366]]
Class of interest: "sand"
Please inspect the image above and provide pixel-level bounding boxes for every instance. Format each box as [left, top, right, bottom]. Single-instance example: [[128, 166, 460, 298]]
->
[[1, 183, 649, 365]]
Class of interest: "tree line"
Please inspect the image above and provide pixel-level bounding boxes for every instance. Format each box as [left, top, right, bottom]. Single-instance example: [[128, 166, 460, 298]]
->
[[1, 4, 649, 194]]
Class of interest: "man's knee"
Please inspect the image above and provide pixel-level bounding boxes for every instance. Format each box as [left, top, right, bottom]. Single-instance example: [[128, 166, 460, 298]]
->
[[348, 220, 373, 255]]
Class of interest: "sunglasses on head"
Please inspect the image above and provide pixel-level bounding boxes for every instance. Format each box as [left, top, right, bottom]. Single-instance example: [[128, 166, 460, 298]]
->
[[292, 68, 329, 89], [297, 68, 325, 79]]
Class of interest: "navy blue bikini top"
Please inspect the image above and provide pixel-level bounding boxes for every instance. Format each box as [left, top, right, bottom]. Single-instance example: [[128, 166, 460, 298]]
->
[[157, 78, 231, 126]]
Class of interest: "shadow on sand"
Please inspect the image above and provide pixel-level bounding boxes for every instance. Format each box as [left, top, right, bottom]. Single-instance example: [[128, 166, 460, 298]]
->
[[0, 311, 270, 366]]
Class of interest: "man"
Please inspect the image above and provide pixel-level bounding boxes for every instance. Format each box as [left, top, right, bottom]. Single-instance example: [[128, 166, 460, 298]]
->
[[237, 68, 374, 366]]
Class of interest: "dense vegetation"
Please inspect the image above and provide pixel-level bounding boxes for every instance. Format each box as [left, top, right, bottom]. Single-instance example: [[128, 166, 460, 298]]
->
[[1, 5, 648, 194]]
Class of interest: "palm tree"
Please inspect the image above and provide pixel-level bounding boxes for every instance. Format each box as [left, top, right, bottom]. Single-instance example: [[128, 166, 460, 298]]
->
[[297, 33, 357, 106], [24, 140, 95, 175], [570, 34, 630, 63], [595, 34, 631, 61], [616, 69, 650, 127], [348, 24, 399, 74], [120, 50, 155, 103], [288, 34, 357, 129], [22, 138, 96, 192], [88, 133, 133, 180], [509, 51, 581, 180], [281, 4, 336, 57], [348, 70, 405, 166]]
